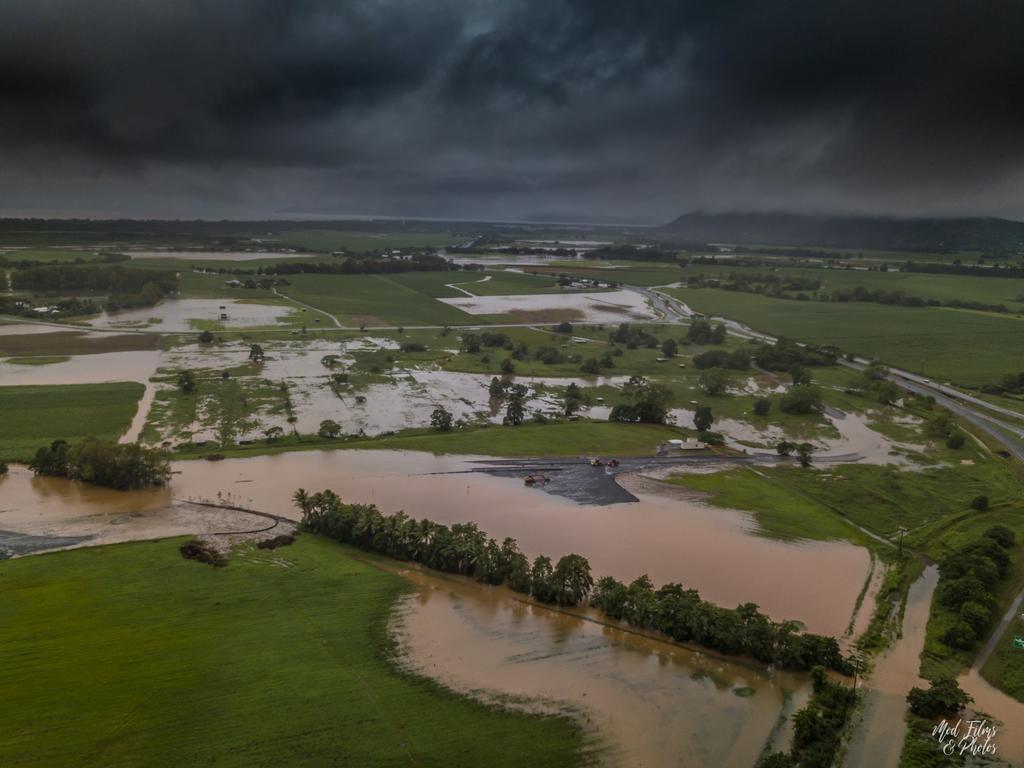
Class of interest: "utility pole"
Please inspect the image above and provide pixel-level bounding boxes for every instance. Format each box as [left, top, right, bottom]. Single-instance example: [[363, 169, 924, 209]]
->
[[897, 527, 909, 558]]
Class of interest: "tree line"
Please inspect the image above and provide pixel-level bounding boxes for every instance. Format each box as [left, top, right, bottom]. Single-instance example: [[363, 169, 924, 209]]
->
[[29, 438, 171, 490], [933, 525, 1016, 653], [261, 254, 458, 275], [295, 488, 851, 674], [11, 265, 177, 312]]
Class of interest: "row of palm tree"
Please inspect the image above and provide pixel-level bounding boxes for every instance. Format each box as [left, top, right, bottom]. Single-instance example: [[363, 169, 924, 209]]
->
[[294, 488, 849, 672], [294, 489, 594, 608]]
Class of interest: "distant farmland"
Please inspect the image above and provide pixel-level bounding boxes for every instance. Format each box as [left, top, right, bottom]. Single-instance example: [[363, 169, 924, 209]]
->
[[666, 286, 1024, 386]]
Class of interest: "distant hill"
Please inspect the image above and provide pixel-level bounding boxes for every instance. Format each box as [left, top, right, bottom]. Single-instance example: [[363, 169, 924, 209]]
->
[[658, 212, 1024, 253]]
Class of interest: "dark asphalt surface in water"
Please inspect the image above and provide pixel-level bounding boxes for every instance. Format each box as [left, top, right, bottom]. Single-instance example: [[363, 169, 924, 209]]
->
[[0, 530, 93, 559], [460, 455, 759, 505]]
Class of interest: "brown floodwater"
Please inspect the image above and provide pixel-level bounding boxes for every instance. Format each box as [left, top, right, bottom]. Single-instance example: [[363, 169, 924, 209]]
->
[[0, 349, 161, 386], [845, 565, 1024, 767], [165, 451, 870, 636], [844, 565, 938, 768], [387, 562, 814, 767]]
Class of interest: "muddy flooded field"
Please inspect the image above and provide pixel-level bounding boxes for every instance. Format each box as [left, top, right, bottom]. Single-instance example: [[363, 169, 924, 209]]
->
[[439, 290, 658, 323], [0, 349, 161, 385], [87, 298, 294, 332]]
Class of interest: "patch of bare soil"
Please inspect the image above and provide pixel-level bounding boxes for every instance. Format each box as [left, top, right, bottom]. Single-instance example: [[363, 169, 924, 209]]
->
[[346, 314, 387, 326], [507, 308, 586, 323], [0, 331, 160, 356]]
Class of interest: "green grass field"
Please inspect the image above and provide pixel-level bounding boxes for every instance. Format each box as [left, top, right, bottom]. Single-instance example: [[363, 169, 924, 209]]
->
[[278, 273, 512, 326], [664, 286, 1024, 385], [0, 536, 588, 767], [680, 262, 1024, 310], [0, 382, 144, 461]]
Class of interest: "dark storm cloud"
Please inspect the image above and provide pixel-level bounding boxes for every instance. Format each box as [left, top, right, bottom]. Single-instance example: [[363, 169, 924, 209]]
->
[[1, 0, 1023, 220]]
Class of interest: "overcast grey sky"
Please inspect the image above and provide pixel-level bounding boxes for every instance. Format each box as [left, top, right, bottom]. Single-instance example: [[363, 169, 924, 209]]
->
[[2, 0, 1023, 223]]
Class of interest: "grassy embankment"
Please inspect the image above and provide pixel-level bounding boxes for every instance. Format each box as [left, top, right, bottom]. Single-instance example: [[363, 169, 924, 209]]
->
[[0, 536, 590, 767], [662, 286, 1024, 386], [0, 382, 144, 461], [0, 330, 161, 356]]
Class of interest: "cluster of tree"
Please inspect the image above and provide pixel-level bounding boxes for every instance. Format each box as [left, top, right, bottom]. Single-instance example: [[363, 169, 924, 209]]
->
[[715, 271, 823, 295], [430, 407, 454, 432], [609, 323, 661, 349], [580, 350, 617, 374], [591, 575, 849, 672], [981, 370, 1024, 396], [497, 245, 578, 257], [692, 348, 750, 370], [503, 382, 529, 425], [754, 338, 837, 371], [831, 285, 1009, 313], [907, 677, 972, 719], [609, 376, 672, 424], [295, 489, 593, 606], [29, 438, 170, 490], [318, 419, 342, 438], [261, 254, 457, 275], [461, 331, 511, 353], [934, 525, 1016, 652], [756, 667, 858, 768], [11, 265, 177, 311], [685, 319, 727, 345], [776, 440, 814, 466], [698, 368, 730, 396], [586, 245, 679, 262], [902, 261, 1024, 279], [849, 363, 903, 405], [0, 295, 99, 319], [778, 385, 823, 414], [552, 321, 574, 334], [563, 382, 588, 416], [925, 413, 966, 449]]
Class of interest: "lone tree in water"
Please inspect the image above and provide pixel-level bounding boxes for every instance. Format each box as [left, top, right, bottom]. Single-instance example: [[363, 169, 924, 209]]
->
[[693, 405, 714, 432], [177, 369, 196, 394], [248, 343, 265, 363], [430, 406, 454, 432], [797, 442, 814, 467], [318, 419, 342, 438]]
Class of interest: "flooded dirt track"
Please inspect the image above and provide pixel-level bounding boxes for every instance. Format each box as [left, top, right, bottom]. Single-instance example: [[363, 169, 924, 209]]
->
[[844, 566, 938, 768]]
